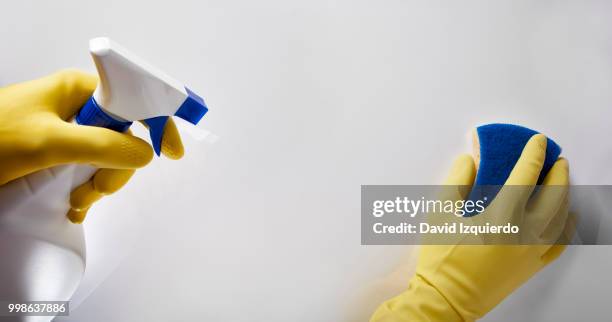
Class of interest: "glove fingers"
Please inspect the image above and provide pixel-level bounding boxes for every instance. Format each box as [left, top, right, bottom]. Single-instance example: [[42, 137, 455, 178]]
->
[[92, 168, 136, 194], [505, 134, 547, 186], [440, 154, 476, 202], [541, 244, 567, 265], [139, 118, 185, 159], [70, 180, 103, 211], [68, 168, 135, 223], [541, 212, 577, 263], [538, 194, 569, 243], [70, 168, 136, 209], [560, 212, 578, 245], [443, 154, 476, 186], [160, 118, 184, 159], [491, 135, 547, 225], [526, 158, 570, 242], [47, 122, 153, 169], [540, 158, 569, 186], [67, 207, 90, 224], [422, 155, 475, 245]]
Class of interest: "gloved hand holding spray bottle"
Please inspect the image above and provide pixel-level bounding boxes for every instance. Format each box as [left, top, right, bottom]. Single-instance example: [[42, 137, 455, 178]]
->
[[0, 37, 208, 321]]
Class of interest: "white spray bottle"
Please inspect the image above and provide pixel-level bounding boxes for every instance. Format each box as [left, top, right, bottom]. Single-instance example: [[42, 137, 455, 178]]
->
[[0, 37, 208, 322]]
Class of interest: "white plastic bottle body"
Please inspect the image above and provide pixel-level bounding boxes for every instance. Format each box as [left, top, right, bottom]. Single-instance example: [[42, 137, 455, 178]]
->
[[0, 164, 94, 322]]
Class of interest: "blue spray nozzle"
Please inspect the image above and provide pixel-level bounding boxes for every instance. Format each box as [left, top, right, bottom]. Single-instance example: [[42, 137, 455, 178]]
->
[[175, 87, 208, 125]]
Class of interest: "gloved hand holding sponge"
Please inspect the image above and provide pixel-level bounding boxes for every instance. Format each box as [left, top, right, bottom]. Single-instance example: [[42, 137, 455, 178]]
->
[[0, 69, 185, 223], [370, 125, 573, 322]]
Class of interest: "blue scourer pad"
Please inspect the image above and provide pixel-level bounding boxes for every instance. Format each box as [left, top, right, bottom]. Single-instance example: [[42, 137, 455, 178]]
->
[[475, 123, 561, 185], [465, 123, 562, 216]]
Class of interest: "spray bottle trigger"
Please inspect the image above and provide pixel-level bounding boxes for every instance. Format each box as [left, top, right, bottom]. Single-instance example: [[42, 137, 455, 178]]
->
[[143, 116, 169, 156]]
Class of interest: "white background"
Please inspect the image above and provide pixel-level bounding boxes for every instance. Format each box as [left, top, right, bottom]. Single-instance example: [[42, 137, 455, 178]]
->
[[2, 0, 612, 321]]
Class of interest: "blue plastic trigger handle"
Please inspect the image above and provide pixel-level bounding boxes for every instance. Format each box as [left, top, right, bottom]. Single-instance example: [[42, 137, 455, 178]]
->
[[144, 116, 169, 156], [145, 88, 208, 156], [76, 96, 133, 132]]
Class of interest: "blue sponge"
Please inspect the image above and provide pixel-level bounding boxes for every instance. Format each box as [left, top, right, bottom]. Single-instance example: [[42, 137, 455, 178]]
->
[[474, 123, 561, 185], [464, 123, 562, 216]]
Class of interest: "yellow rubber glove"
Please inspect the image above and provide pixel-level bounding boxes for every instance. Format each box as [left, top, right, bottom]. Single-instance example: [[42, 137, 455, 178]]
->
[[0, 69, 184, 223], [370, 134, 573, 322]]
